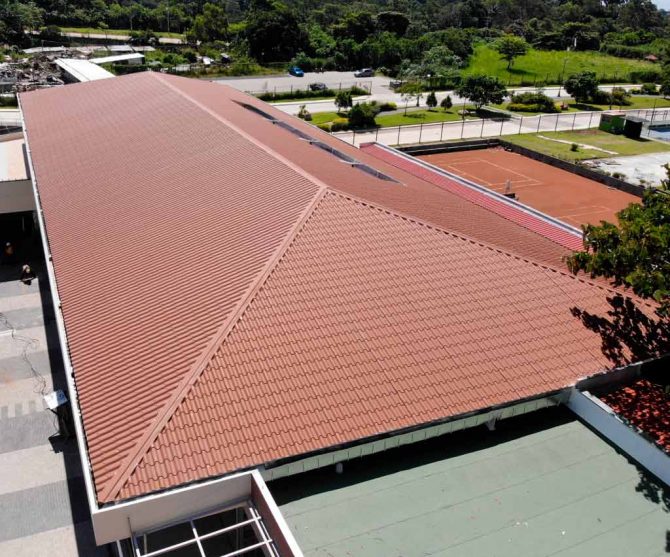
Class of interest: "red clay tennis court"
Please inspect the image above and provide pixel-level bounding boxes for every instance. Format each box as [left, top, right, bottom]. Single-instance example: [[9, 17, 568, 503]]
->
[[419, 147, 639, 228]]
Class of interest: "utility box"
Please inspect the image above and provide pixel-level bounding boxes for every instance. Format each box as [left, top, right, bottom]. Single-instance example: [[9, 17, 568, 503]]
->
[[599, 113, 625, 134], [623, 116, 643, 140]]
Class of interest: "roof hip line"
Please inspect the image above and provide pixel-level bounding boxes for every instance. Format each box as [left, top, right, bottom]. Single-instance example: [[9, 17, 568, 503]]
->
[[98, 74, 333, 504], [101, 186, 328, 503]]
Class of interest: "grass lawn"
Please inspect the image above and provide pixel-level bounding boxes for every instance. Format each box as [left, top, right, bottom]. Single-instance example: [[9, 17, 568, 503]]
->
[[310, 108, 472, 129], [505, 129, 670, 161], [311, 112, 342, 125], [464, 44, 655, 85], [59, 26, 184, 39], [376, 109, 470, 127], [569, 97, 670, 111]]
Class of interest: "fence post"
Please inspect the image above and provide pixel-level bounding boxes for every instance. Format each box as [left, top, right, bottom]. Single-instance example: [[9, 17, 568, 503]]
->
[[352, 129, 356, 145], [397, 125, 401, 145], [499, 117, 504, 136], [572, 112, 577, 130], [461, 117, 466, 139], [588, 111, 594, 129], [537, 114, 542, 133], [554, 113, 560, 132], [440, 121, 444, 142], [480, 118, 484, 138], [419, 123, 423, 143], [375, 127, 379, 142], [518, 116, 523, 134]]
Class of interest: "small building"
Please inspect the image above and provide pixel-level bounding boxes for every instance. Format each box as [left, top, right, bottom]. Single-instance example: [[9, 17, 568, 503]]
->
[[55, 58, 115, 83], [89, 53, 145, 66], [22, 46, 67, 55], [0, 132, 33, 214]]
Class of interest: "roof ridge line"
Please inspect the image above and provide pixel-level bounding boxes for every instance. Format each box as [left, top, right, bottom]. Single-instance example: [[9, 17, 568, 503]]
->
[[101, 187, 329, 503], [98, 73, 336, 503], [327, 188, 639, 301]]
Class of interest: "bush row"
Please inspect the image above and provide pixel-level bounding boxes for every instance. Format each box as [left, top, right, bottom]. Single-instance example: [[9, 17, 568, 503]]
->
[[257, 85, 368, 102]]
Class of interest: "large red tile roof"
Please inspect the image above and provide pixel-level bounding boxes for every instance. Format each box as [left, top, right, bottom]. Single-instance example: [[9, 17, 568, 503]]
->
[[19, 72, 629, 504]]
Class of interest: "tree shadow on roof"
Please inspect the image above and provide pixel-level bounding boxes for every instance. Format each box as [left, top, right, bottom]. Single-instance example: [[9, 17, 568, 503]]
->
[[571, 294, 670, 368]]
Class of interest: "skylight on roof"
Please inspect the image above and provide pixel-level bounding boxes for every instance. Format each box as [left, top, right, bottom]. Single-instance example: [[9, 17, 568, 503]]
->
[[237, 101, 401, 185]]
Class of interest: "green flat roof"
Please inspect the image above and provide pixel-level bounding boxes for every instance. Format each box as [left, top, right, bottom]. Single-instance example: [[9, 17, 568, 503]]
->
[[271, 408, 670, 557]]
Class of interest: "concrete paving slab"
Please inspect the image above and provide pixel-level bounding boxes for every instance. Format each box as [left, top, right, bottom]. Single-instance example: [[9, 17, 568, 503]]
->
[[0, 443, 80, 496], [584, 151, 670, 187], [273, 409, 670, 557], [0, 524, 104, 557]]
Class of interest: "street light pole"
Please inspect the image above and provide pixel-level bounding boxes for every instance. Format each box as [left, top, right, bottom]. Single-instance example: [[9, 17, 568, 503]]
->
[[557, 58, 568, 97]]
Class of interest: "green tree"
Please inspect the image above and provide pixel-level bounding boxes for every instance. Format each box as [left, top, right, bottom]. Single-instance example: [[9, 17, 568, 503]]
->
[[399, 81, 423, 113], [564, 71, 600, 103], [348, 102, 378, 128], [494, 34, 529, 70], [187, 3, 228, 43], [441, 95, 453, 111], [567, 185, 670, 319], [246, 2, 305, 62], [375, 11, 409, 37], [455, 75, 507, 110], [334, 90, 353, 112], [426, 91, 438, 109]]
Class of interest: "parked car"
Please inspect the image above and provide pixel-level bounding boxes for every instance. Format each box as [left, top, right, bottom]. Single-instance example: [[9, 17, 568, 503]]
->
[[354, 68, 374, 77], [309, 82, 327, 91], [288, 66, 304, 77]]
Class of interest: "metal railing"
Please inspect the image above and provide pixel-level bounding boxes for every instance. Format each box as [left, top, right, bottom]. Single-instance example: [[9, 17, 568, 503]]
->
[[333, 107, 670, 147]]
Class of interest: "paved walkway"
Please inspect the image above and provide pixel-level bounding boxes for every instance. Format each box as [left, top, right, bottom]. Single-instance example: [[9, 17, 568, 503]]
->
[[0, 250, 105, 556], [273, 409, 670, 557]]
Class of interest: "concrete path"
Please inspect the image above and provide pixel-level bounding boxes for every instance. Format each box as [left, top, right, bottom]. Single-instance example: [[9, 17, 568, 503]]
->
[[0, 253, 106, 556]]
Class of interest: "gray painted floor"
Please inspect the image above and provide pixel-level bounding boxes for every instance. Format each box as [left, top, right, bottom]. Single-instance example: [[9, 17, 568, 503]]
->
[[0, 258, 108, 556], [273, 409, 670, 557]]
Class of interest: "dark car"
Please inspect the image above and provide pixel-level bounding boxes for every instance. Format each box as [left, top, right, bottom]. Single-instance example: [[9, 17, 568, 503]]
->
[[288, 66, 304, 77], [390, 80, 403, 90], [354, 68, 374, 78], [309, 82, 327, 91]]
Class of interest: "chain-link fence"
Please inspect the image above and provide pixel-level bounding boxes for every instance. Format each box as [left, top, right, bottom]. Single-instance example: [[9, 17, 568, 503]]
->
[[333, 107, 670, 147]]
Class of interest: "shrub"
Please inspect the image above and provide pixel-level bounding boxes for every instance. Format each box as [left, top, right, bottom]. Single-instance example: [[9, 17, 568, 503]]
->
[[316, 123, 332, 132], [629, 69, 662, 84], [441, 95, 453, 111], [349, 85, 369, 96], [378, 102, 397, 112], [330, 118, 350, 132], [509, 91, 558, 113], [640, 82, 658, 95], [570, 143, 579, 152], [348, 103, 379, 128], [0, 94, 17, 107]]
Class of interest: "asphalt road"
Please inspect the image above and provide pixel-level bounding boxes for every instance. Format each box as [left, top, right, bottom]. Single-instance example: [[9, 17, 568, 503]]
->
[[212, 71, 391, 95]]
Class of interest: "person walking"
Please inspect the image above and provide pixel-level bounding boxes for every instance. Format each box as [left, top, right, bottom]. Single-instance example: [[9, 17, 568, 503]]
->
[[20, 264, 36, 285]]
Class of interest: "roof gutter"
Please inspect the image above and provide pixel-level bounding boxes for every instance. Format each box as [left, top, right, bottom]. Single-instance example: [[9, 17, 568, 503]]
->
[[19, 96, 101, 518]]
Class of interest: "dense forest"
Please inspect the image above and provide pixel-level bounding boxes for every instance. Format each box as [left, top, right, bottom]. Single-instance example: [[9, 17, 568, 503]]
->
[[2, 0, 670, 75]]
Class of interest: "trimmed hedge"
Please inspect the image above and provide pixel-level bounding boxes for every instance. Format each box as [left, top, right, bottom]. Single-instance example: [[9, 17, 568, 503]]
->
[[257, 85, 368, 102]]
